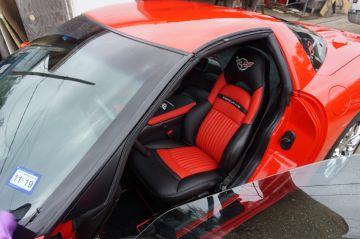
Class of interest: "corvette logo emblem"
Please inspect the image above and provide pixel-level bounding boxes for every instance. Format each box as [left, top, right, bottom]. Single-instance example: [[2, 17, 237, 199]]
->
[[236, 57, 254, 71]]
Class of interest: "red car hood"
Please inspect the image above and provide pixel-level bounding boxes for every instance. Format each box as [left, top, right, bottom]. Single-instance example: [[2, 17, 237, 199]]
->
[[300, 23, 360, 76]]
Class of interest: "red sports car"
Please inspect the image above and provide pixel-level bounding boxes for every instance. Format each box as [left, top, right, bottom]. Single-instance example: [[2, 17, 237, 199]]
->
[[0, 1, 360, 238]]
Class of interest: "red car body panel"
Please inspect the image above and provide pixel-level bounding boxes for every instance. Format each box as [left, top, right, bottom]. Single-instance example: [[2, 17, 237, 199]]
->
[[86, 1, 266, 53], [85, 0, 360, 183], [301, 23, 360, 76], [86, 1, 317, 90], [251, 28, 360, 180]]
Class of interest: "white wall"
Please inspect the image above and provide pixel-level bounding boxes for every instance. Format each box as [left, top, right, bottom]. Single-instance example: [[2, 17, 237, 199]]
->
[[70, 0, 135, 16]]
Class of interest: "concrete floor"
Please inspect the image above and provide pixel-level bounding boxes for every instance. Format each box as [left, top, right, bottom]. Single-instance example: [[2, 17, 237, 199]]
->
[[225, 190, 348, 239]]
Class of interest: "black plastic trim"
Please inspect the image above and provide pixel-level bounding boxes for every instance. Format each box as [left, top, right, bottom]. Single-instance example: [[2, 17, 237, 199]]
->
[[268, 34, 293, 103], [280, 131, 296, 150], [194, 28, 272, 54]]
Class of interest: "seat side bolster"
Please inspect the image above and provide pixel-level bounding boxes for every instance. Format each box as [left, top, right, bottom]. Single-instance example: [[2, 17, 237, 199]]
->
[[177, 171, 221, 195], [219, 124, 252, 174], [183, 101, 211, 145]]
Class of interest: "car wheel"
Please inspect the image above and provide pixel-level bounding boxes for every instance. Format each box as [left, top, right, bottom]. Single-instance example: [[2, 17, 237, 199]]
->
[[329, 118, 360, 158]]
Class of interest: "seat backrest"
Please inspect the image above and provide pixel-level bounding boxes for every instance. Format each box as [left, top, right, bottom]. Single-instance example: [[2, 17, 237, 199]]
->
[[185, 47, 267, 174]]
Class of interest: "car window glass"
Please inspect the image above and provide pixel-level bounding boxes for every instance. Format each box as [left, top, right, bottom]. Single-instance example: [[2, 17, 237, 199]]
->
[[283, 21, 326, 70], [0, 21, 182, 222]]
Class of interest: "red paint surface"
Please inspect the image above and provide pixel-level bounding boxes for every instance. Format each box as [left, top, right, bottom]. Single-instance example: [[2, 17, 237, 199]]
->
[[86, 1, 265, 53], [49, 220, 75, 239]]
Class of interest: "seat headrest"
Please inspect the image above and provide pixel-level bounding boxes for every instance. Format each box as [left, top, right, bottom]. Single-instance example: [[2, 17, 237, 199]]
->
[[196, 57, 222, 75], [224, 47, 266, 94]]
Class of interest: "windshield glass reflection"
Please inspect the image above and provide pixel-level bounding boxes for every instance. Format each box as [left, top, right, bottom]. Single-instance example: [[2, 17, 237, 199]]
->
[[138, 155, 360, 239]]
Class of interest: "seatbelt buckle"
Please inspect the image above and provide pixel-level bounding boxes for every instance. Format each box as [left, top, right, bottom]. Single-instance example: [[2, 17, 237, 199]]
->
[[215, 182, 228, 192], [221, 184, 228, 192], [217, 176, 233, 192]]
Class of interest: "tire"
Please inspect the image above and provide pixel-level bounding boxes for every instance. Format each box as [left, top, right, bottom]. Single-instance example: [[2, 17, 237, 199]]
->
[[326, 113, 360, 159]]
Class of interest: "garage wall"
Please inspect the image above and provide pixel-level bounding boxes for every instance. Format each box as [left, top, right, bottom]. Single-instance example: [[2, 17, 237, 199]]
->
[[14, 0, 221, 42], [15, 0, 72, 41], [15, 0, 132, 41], [70, 0, 132, 16]]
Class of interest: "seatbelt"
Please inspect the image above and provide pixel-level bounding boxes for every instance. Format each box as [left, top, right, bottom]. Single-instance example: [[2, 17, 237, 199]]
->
[[218, 158, 244, 191]]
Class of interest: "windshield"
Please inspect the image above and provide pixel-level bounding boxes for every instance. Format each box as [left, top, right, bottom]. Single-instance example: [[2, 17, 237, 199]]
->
[[138, 155, 360, 238], [0, 17, 183, 220]]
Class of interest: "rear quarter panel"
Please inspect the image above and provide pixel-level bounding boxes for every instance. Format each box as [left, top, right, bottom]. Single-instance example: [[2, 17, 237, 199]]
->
[[303, 55, 360, 160], [249, 23, 360, 181]]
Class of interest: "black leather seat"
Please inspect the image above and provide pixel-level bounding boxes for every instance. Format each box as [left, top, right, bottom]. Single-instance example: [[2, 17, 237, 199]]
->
[[131, 47, 268, 202]]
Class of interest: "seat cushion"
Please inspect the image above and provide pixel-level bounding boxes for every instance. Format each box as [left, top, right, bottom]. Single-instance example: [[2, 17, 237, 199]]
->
[[130, 142, 221, 202], [157, 146, 218, 179]]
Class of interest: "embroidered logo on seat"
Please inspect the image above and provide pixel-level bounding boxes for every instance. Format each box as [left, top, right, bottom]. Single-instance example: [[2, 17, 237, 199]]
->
[[236, 57, 254, 71]]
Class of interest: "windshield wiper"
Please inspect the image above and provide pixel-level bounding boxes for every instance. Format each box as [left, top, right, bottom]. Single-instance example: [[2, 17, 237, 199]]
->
[[10, 203, 32, 221], [10, 71, 95, 86]]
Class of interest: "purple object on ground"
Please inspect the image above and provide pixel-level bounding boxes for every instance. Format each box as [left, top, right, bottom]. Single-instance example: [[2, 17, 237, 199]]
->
[[0, 212, 16, 239]]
